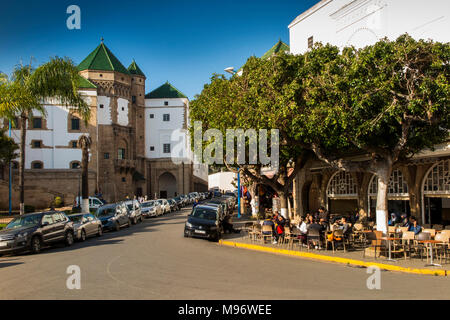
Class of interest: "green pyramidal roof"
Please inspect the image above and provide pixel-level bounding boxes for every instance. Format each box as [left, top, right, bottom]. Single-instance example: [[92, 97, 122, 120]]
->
[[78, 42, 130, 75], [128, 60, 145, 77], [77, 75, 97, 89], [145, 82, 187, 99], [261, 40, 290, 60]]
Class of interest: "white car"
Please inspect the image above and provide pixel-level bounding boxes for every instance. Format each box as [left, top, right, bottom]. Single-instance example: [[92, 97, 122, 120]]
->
[[141, 200, 163, 217], [157, 199, 171, 214], [124, 200, 143, 224]]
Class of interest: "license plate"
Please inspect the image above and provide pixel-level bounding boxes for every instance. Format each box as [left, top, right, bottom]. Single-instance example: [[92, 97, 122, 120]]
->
[[194, 230, 206, 234], [0, 242, 8, 247]]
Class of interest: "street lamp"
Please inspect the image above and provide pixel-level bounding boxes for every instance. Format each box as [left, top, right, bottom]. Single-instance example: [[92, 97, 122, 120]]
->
[[76, 163, 81, 209], [224, 67, 236, 75], [8, 120, 12, 215], [237, 168, 241, 219]]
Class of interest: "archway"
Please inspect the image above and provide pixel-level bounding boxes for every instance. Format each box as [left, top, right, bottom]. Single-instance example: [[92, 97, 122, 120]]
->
[[158, 172, 177, 198], [326, 171, 358, 215], [368, 169, 410, 218], [422, 160, 450, 225]]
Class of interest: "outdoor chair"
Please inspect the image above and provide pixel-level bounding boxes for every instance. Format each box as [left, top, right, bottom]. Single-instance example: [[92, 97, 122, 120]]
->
[[307, 229, 322, 250], [249, 224, 262, 242], [242, 222, 254, 240], [281, 226, 300, 249], [422, 228, 436, 239], [327, 229, 347, 253], [433, 224, 444, 231], [363, 231, 384, 259], [401, 231, 415, 260], [434, 233, 450, 264], [415, 232, 432, 261], [261, 225, 274, 244]]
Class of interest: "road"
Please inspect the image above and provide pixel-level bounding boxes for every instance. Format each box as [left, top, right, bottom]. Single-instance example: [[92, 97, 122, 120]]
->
[[0, 207, 449, 300]]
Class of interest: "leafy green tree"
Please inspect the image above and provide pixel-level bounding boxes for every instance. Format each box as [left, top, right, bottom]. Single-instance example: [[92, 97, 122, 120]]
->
[[0, 129, 19, 165], [190, 53, 313, 218], [0, 58, 90, 214], [303, 35, 449, 233]]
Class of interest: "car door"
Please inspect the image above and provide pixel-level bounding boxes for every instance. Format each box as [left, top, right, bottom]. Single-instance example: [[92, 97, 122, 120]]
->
[[88, 214, 98, 235], [41, 214, 55, 242], [52, 213, 66, 241], [83, 214, 93, 236]]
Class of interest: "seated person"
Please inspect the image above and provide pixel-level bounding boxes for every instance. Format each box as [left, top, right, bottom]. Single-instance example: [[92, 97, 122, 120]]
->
[[296, 217, 308, 245], [307, 219, 325, 248], [334, 217, 351, 237], [222, 215, 240, 234], [407, 216, 422, 235], [274, 214, 286, 240], [262, 215, 277, 244]]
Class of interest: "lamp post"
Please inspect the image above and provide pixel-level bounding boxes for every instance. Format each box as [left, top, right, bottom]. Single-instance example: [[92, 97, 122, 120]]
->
[[76, 163, 81, 209], [237, 169, 241, 219]]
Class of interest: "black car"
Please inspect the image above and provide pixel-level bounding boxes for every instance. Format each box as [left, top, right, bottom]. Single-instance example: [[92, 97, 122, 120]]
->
[[96, 203, 131, 231], [184, 205, 223, 242], [204, 198, 230, 216], [0, 211, 75, 255]]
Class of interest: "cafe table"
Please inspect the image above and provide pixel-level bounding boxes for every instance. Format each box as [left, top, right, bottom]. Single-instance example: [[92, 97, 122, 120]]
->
[[418, 240, 443, 267], [381, 237, 402, 262]]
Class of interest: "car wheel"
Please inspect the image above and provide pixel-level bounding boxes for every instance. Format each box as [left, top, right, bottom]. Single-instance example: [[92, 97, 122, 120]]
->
[[133, 218, 137, 225], [80, 229, 86, 242], [96, 226, 103, 237], [128, 219, 132, 228], [30, 236, 42, 254], [65, 231, 74, 247], [115, 222, 120, 232]]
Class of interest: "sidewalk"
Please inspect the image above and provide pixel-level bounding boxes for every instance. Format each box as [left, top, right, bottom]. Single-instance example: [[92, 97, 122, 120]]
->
[[223, 215, 450, 277]]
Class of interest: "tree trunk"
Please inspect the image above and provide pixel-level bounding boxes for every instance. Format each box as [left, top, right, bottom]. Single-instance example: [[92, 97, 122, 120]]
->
[[19, 114, 27, 215], [80, 137, 90, 214], [375, 160, 392, 235], [278, 191, 288, 219]]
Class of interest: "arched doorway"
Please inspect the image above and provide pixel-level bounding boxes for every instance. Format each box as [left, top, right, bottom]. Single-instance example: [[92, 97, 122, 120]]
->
[[422, 160, 450, 225], [368, 169, 410, 218], [158, 172, 177, 198], [326, 171, 358, 215]]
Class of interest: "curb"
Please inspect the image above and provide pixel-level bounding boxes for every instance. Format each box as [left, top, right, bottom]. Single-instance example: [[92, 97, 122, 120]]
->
[[219, 240, 449, 277]]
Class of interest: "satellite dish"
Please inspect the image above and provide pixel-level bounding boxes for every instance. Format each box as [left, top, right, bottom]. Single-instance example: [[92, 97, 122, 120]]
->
[[224, 67, 235, 74]]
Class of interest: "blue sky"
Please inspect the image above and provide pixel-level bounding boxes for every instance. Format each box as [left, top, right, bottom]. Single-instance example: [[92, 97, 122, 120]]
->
[[0, 0, 318, 99]]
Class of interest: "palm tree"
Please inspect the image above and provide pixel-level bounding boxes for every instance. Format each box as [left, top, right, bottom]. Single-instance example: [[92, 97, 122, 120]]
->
[[78, 135, 92, 213], [0, 57, 90, 214]]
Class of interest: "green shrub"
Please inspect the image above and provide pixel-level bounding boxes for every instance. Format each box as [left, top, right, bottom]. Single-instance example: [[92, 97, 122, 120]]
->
[[0, 224, 6, 230], [54, 197, 63, 208]]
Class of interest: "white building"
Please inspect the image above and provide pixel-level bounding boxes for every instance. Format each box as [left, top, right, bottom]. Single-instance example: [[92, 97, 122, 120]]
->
[[144, 82, 208, 198], [289, 0, 450, 54], [208, 171, 237, 192]]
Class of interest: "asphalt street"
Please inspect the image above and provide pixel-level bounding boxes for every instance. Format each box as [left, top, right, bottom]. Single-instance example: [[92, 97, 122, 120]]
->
[[0, 207, 449, 300]]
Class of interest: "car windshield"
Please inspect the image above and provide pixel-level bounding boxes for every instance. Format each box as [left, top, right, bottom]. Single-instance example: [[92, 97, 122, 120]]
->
[[69, 215, 83, 223], [157, 200, 163, 204], [6, 214, 41, 229], [141, 202, 154, 208], [97, 206, 116, 217], [191, 208, 217, 221]]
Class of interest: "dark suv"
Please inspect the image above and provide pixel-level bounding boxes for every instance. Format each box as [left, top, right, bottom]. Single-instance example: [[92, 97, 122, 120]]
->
[[184, 205, 223, 242], [96, 203, 131, 231], [0, 211, 75, 255]]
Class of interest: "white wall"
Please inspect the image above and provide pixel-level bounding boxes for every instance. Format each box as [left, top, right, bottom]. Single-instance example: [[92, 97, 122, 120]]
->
[[289, 0, 450, 54], [97, 96, 112, 125], [117, 98, 129, 126], [144, 98, 189, 160], [208, 172, 236, 191]]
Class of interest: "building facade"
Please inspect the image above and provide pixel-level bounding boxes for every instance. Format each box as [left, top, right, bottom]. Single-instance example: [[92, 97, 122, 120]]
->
[[0, 41, 208, 209], [288, 0, 450, 225]]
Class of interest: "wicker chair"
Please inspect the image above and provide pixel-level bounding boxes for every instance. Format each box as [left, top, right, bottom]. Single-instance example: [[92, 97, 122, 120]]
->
[[261, 225, 274, 244]]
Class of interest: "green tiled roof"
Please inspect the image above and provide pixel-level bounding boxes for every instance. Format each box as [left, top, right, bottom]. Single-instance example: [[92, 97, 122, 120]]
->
[[78, 42, 130, 75], [261, 39, 290, 60], [77, 75, 97, 89], [128, 60, 145, 77], [145, 82, 187, 99]]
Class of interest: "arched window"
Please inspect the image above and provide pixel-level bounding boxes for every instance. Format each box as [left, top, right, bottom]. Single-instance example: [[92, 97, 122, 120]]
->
[[423, 160, 450, 195], [31, 161, 43, 169], [368, 169, 409, 198], [327, 171, 358, 198]]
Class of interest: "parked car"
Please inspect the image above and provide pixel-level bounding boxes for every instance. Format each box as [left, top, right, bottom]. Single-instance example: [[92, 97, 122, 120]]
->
[[173, 196, 184, 208], [73, 196, 106, 212], [124, 200, 143, 224], [140, 200, 160, 218], [68, 213, 102, 241], [0, 211, 75, 255], [157, 199, 171, 214], [96, 203, 131, 231], [204, 198, 230, 216], [184, 205, 223, 242], [168, 199, 180, 212]]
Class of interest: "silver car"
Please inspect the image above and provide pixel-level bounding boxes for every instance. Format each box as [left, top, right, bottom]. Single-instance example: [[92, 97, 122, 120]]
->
[[157, 199, 171, 214], [141, 200, 162, 217], [68, 213, 103, 241], [124, 200, 143, 224]]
